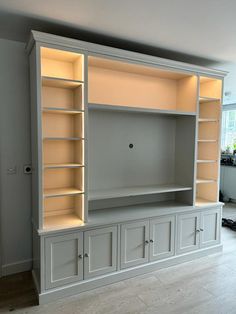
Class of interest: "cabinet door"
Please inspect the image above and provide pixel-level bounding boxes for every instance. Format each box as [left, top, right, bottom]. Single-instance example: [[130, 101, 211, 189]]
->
[[121, 220, 149, 269], [150, 216, 175, 261], [84, 226, 117, 279], [177, 212, 200, 254], [45, 232, 83, 289], [200, 208, 221, 248]]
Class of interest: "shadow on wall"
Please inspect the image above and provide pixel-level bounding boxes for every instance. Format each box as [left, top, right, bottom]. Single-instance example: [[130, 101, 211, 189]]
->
[[0, 10, 219, 67]]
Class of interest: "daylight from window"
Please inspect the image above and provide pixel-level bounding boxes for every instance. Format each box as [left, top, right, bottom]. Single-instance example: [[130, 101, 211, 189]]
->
[[221, 109, 236, 152]]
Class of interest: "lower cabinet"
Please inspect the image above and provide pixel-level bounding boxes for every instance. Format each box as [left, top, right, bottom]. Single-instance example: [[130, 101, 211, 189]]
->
[[120, 220, 149, 269], [177, 212, 201, 254], [149, 216, 175, 261], [44, 208, 221, 290], [121, 216, 175, 269], [45, 226, 118, 289], [84, 226, 117, 279], [201, 208, 221, 248], [45, 232, 84, 289], [177, 208, 221, 255]]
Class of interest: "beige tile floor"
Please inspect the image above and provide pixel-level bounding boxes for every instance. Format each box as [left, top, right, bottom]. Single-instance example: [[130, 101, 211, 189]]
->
[[1, 203, 236, 314]]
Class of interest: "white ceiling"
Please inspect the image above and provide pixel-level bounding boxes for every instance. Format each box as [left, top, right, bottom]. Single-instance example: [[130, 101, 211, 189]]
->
[[1, 0, 236, 103]]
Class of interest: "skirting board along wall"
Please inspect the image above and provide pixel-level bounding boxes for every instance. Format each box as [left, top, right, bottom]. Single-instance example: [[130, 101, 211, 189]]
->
[[0, 38, 32, 276]]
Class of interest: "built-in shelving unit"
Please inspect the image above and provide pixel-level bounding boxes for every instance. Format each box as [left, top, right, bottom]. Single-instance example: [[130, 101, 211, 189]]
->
[[40, 47, 85, 228], [28, 31, 226, 305], [195, 76, 222, 204]]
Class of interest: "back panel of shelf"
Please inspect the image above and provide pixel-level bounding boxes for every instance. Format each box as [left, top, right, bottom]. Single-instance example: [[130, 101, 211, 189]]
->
[[195, 76, 222, 205]]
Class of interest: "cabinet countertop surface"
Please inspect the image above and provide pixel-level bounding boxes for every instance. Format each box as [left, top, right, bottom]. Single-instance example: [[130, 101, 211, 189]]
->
[[38, 200, 223, 236]]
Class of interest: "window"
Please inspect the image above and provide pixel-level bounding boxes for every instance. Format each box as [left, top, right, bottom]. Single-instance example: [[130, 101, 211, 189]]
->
[[221, 106, 236, 151]]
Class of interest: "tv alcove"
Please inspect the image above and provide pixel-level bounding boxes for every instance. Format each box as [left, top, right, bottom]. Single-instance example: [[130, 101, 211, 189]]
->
[[27, 31, 226, 303]]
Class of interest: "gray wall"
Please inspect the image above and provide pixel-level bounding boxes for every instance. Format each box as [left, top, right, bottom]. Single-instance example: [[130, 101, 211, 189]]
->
[[0, 38, 32, 275]]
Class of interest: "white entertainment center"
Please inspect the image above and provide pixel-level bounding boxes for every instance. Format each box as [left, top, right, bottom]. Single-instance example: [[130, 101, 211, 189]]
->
[[27, 30, 226, 303]]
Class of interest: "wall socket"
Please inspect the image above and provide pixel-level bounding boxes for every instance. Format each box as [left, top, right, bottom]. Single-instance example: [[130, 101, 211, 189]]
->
[[24, 165, 32, 174]]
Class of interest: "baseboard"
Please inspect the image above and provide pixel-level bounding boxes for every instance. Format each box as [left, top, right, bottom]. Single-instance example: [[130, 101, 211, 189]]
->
[[38, 244, 223, 304], [1, 259, 32, 276]]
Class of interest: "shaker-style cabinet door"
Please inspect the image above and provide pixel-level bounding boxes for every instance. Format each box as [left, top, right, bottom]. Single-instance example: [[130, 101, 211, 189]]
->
[[84, 226, 118, 279], [45, 232, 83, 289], [149, 216, 175, 261], [121, 220, 149, 269], [200, 208, 221, 248], [177, 212, 200, 254]]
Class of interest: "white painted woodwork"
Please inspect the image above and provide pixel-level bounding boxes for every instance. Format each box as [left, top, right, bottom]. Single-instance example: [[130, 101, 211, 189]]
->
[[200, 209, 220, 248], [177, 212, 200, 254], [121, 220, 149, 269], [45, 232, 83, 289], [27, 31, 226, 304], [149, 216, 175, 261], [84, 226, 117, 279]]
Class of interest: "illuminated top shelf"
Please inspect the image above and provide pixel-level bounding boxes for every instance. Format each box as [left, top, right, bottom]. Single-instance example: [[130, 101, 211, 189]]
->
[[199, 96, 220, 103], [43, 107, 84, 114], [42, 76, 83, 89], [44, 187, 84, 198]]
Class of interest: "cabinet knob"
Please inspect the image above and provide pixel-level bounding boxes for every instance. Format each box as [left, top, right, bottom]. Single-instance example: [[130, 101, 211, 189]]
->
[[84, 253, 89, 257], [196, 229, 200, 233], [78, 254, 83, 259], [200, 228, 204, 232], [150, 239, 154, 243], [145, 240, 149, 244]]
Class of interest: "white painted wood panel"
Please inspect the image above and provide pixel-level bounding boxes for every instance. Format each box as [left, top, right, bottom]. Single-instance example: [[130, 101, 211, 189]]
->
[[84, 226, 117, 279], [200, 209, 220, 248], [149, 216, 175, 261], [177, 212, 200, 254], [45, 232, 83, 289], [121, 220, 149, 269]]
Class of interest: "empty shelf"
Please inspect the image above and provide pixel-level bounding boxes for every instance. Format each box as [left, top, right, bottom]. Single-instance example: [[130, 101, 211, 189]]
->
[[44, 213, 84, 231], [44, 188, 84, 198], [195, 197, 216, 206], [44, 163, 84, 169], [88, 103, 197, 116], [199, 96, 220, 103], [43, 137, 83, 141], [42, 76, 83, 89], [89, 184, 192, 201], [43, 107, 84, 114], [197, 159, 217, 163], [198, 118, 217, 122], [196, 178, 216, 184]]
